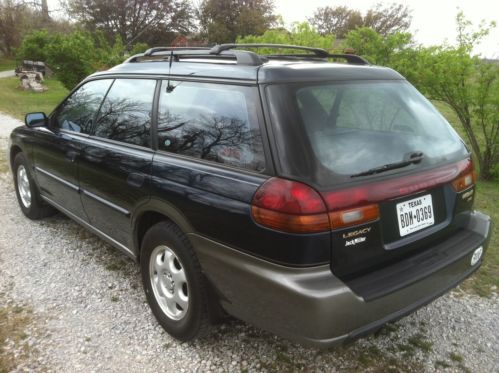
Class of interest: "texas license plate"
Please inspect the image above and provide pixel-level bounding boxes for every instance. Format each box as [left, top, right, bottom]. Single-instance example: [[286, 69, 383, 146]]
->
[[396, 194, 434, 237]]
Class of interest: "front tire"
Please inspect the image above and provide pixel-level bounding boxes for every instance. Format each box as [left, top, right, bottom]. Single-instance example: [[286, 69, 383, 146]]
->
[[140, 221, 211, 341], [13, 152, 56, 220]]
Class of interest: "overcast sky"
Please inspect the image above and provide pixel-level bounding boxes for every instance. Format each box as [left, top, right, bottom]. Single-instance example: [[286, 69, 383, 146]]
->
[[48, 0, 499, 57], [274, 0, 499, 57]]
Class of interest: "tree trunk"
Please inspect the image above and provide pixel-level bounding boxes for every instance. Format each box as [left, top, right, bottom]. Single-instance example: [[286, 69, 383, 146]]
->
[[41, 0, 50, 20]]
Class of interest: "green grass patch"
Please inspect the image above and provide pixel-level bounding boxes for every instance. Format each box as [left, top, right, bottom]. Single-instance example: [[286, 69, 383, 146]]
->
[[0, 140, 9, 174], [435, 360, 452, 369], [449, 351, 464, 363], [0, 77, 68, 120], [0, 296, 34, 373], [460, 180, 499, 297], [0, 58, 16, 72], [407, 333, 433, 353]]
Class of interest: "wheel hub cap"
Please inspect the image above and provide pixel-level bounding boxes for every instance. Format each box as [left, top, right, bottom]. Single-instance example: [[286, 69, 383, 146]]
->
[[17, 165, 31, 208], [149, 245, 189, 321]]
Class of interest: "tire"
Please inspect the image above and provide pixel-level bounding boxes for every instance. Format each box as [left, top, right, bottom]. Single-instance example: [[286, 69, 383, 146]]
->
[[12, 152, 56, 220], [140, 221, 211, 341]]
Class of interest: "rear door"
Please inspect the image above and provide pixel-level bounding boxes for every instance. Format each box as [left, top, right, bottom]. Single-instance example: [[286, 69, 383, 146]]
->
[[78, 78, 157, 248], [33, 79, 113, 219]]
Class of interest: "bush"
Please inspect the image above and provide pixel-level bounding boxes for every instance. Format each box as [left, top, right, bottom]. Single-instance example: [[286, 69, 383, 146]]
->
[[17, 30, 145, 90], [16, 30, 55, 62]]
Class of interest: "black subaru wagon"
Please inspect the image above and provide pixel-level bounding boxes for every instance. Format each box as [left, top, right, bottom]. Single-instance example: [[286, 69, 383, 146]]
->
[[8, 44, 492, 347]]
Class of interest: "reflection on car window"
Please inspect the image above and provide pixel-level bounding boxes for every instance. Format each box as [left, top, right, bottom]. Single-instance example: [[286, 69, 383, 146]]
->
[[93, 79, 156, 147], [157, 81, 265, 171], [54, 79, 112, 134]]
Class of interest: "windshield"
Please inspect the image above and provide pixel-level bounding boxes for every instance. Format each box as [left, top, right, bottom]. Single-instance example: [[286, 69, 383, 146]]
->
[[267, 80, 467, 179]]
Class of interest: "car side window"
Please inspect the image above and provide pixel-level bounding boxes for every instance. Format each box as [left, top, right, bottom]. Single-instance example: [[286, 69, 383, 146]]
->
[[93, 79, 156, 147], [52, 79, 112, 134], [157, 81, 265, 171]]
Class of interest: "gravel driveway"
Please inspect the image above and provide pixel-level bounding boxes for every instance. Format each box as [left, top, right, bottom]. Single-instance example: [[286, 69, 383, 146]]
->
[[1, 112, 498, 372]]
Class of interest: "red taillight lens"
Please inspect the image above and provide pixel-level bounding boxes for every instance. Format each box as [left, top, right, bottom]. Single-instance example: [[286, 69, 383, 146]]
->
[[251, 178, 330, 233]]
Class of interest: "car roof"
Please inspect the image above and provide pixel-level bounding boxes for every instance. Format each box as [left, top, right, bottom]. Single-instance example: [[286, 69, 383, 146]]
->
[[89, 45, 404, 84], [92, 60, 403, 84]]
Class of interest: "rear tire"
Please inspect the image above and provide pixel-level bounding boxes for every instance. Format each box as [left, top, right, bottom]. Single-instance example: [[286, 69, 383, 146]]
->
[[140, 221, 211, 341], [13, 152, 56, 220]]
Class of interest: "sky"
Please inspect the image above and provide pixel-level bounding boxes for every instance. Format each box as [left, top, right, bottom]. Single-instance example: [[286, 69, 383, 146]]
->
[[274, 0, 499, 57], [48, 0, 499, 58]]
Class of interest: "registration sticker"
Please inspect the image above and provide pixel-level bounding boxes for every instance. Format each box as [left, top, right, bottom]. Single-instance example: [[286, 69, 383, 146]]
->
[[397, 194, 434, 237]]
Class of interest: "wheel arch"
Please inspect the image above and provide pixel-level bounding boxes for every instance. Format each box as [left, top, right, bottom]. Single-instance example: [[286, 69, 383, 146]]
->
[[9, 145, 23, 171], [132, 198, 195, 260]]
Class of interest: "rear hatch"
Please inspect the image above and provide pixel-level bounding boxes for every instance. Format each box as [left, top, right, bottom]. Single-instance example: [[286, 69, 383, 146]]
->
[[265, 79, 474, 279]]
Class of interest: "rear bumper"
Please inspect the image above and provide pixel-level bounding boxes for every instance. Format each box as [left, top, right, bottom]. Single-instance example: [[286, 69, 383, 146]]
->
[[189, 211, 492, 348]]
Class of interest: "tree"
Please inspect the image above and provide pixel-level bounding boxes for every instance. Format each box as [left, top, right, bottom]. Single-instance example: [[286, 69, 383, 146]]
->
[[0, 0, 26, 56], [63, 0, 195, 47], [308, 6, 362, 38], [0, 0, 70, 57], [309, 3, 412, 38], [406, 13, 498, 180], [363, 3, 412, 36], [343, 27, 413, 66], [198, 0, 276, 43], [237, 22, 335, 52]]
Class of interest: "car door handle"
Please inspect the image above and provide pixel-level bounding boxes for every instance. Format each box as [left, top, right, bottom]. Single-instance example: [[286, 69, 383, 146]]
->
[[66, 150, 79, 163], [127, 173, 145, 188]]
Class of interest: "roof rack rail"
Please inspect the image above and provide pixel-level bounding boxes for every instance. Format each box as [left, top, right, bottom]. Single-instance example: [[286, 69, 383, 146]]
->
[[126, 46, 263, 66], [125, 43, 369, 66], [327, 54, 370, 65], [210, 43, 329, 58], [143, 46, 210, 56], [210, 44, 369, 65]]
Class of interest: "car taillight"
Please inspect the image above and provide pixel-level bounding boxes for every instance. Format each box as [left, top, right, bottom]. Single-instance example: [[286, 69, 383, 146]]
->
[[452, 161, 477, 192], [252, 158, 474, 234], [251, 178, 330, 233]]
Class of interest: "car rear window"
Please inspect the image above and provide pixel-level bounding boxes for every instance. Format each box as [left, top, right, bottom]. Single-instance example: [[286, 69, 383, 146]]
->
[[267, 80, 467, 178]]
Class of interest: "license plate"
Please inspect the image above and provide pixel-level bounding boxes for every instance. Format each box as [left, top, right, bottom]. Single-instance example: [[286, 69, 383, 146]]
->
[[396, 194, 434, 237]]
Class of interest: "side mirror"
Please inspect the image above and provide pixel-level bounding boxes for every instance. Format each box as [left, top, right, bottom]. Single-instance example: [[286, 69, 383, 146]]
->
[[25, 112, 48, 127]]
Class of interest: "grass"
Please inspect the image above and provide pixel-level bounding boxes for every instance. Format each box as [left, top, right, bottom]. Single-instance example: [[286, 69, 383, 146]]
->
[[0, 57, 16, 72], [449, 351, 464, 363], [0, 77, 68, 120], [459, 180, 499, 297], [435, 360, 452, 369], [0, 296, 34, 372], [0, 140, 9, 174], [407, 333, 433, 353]]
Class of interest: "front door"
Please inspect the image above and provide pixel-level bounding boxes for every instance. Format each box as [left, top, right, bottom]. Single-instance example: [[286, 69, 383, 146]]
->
[[33, 79, 113, 219], [78, 78, 157, 247]]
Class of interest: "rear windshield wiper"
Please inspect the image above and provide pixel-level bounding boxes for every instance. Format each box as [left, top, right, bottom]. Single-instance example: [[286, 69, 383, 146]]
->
[[350, 152, 424, 178]]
